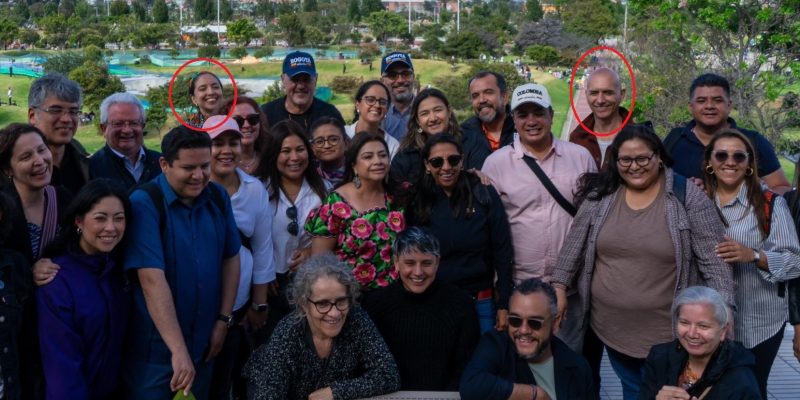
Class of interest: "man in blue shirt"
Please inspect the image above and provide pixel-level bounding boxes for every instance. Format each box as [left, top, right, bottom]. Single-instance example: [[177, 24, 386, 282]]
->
[[380, 51, 416, 141], [664, 73, 791, 193], [123, 127, 241, 400]]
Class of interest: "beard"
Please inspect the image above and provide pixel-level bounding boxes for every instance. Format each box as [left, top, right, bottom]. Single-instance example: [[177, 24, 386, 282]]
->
[[516, 334, 552, 362], [477, 107, 499, 124], [393, 90, 414, 105]]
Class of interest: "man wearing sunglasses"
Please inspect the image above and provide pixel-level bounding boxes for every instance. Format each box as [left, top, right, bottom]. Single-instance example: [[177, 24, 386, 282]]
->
[[460, 278, 595, 400], [89, 93, 162, 190], [664, 73, 791, 193], [380, 51, 416, 141]]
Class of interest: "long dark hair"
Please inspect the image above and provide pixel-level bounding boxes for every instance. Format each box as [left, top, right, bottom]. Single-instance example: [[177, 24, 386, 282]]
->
[[257, 120, 327, 202], [217, 95, 270, 156], [702, 129, 767, 236], [411, 134, 476, 224], [401, 88, 461, 152], [575, 124, 674, 203], [43, 179, 131, 263], [340, 132, 390, 191], [352, 80, 391, 124]]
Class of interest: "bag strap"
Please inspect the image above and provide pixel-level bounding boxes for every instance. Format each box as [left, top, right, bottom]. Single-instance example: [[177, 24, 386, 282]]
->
[[38, 185, 58, 259], [672, 172, 687, 206], [518, 150, 577, 217]]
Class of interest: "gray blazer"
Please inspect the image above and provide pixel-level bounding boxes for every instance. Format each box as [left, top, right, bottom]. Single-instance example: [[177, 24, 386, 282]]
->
[[551, 169, 735, 336]]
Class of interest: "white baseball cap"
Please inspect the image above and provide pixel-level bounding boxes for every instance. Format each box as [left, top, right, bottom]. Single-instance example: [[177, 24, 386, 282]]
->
[[510, 83, 552, 111]]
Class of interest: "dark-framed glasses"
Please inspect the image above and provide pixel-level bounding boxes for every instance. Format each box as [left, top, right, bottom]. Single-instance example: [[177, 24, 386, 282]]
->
[[361, 96, 389, 107], [286, 205, 299, 236], [232, 114, 260, 128], [427, 155, 463, 169], [382, 70, 413, 80], [712, 150, 748, 164], [34, 105, 81, 117], [507, 315, 550, 330], [311, 135, 342, 148], [307, 296, 351, 314], [617, 153, 656, 168]]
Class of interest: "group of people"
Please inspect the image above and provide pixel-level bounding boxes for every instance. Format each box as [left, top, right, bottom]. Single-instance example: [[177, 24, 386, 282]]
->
[[0, 48, 798, 400]]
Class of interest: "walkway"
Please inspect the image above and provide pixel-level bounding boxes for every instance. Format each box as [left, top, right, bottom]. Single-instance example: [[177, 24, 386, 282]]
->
[[560, 83, 591, 140]]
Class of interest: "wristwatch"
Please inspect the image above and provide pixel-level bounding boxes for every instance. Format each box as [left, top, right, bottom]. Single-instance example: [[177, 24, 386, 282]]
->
[[217, 313, 234, 328], [251, 303, 269, 312], [752, 248, 761, 263]]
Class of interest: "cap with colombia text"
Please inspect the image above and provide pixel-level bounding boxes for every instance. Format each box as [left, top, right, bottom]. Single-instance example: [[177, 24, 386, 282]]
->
[[510, 83, 552, 111], [381, 52, 414, 74], [282, 51, 317, 77]]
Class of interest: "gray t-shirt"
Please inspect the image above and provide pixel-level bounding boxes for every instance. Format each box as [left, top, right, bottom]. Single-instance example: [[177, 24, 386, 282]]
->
[[528, 356, 557, 400]]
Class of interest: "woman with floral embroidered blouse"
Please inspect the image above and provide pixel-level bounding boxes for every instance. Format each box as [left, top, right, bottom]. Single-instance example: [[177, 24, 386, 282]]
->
[[306, 132, 405, 291]]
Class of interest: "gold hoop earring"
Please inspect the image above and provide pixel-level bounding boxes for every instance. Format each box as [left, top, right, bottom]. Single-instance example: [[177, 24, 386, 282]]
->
[[745, 167, 754, 176], [705, 165, 715, 175]]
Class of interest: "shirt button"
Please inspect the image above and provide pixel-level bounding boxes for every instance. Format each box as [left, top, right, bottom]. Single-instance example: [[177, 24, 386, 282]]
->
[[3, 347, 8, 353], [0, 316, 5, 323]]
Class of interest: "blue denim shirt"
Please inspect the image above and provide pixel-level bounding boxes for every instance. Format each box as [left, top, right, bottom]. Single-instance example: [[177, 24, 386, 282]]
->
[[382, 103, 412, 141]]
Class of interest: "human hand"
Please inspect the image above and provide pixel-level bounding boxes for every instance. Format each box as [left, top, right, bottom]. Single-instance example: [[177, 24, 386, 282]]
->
[[655, 385, 694, 400], [468, 168, 493, 186], [169, 348, 195, 395], [689, 176, 705, 191], [793, 325, 800, 361], [268, 280, 280, 297], [495, 309, 508, 331], [555, 286, 568, 327], [308, 387, 334, 400], [204, 321, 228, 362], [288, 248, 312, 272], [242, 307, 268, 333], [715, 236, 755, 263], [33, 258, 60, 286]]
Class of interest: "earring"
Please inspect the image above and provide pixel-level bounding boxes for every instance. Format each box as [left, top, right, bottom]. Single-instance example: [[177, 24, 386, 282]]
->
[[745, 167, 754, 176], [417, 127, 423, 134], [705, 165, 715, 174], [353, 174, 362, 189], [76, 227, 82, 235]]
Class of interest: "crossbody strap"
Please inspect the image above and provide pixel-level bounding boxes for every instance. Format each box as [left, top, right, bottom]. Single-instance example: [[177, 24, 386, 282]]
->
[[519, 151, 577, 217], [38, 185, 58, 259]]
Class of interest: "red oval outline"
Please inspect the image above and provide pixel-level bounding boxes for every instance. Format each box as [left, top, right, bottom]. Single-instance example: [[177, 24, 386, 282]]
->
[[568, 46, 636, 138], [167, 58, 238, 132]]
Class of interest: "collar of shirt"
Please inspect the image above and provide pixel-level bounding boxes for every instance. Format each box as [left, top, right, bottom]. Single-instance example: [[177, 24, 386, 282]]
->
[[716, 182, 749, 209], [108, 145, 146, 164], [511, 134, 559, 161], [387, 103, 411, 117]]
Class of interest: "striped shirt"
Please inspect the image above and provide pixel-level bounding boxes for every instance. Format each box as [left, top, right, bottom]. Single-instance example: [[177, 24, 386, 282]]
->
[[716, 184, 800, 348]]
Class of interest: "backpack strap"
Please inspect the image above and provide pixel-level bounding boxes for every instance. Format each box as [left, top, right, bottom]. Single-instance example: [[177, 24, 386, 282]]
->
[[763, 190, 776, 236], [663, 129, 682, 156], [672, 172, 687, 206], [140, 181, 167, 233], [38, 185, 59, 259]]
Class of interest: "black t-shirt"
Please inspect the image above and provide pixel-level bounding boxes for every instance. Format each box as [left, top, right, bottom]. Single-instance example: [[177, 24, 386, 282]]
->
[[260, 96, 345, 135]]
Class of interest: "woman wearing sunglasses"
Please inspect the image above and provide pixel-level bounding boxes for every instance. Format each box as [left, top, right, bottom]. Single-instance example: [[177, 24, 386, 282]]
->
[[310, 117, 349, 187], [255, 120, 330, 343], [551, 125, 734, 400], [345, 81, 400, 159], [217, 96, 271, 176], [408, 134, 513, 334], [701, 129, 800, 398]]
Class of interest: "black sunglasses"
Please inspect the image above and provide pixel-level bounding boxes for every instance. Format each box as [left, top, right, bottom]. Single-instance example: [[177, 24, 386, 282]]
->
[[712, 151, 748, 164], [286, 205, 298, 236], [232, 114, 260, 128], [507, 316, 548, 330], [427, 155, 463, 169]]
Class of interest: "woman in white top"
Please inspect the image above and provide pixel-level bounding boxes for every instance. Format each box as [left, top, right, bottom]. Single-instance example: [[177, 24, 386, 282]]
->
[[202, 115, 277, 399], [345, 80, 400, 159], [254, 119, 330, 344]]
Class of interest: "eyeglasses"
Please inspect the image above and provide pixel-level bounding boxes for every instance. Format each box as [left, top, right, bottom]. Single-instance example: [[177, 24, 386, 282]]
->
[[232, 114, 260, 128], [507, 315, 550, 330], [427, 155, 463, 169], [286, 205, 298, 236], [109, 120, 143, 130], [307, 296, 351, 314], [361, 96, 389, 107], [617, 153, 656, 168], [311, 135, 342, 148], [712, 150, 748, 164], [34, 106, 80, 117], [383, 70, 413, 80]]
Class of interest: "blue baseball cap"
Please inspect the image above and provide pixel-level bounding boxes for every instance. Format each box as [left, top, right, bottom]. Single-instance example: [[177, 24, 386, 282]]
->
[[282, 51, 317, 77], [380, 52, 414, 74]]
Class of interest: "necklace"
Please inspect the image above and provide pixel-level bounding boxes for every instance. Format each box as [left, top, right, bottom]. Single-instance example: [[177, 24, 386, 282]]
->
[[680, 362, 700, 389]]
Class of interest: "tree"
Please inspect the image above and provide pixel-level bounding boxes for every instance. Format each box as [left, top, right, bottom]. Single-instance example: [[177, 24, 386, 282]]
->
[[365, 10, 405, 45], [109, 0, 130, 16], [226, 18, 259, 47], [305, 26, 326, 47], [254, 46, 273, 59], [526, 0, 543, 21], [42, 51, 86, 75], [19, 29, 40, 46], [220, 0, 233, 21], [198, 29, 219, 46], [362, 0, 384, 14], [441, 31, 487, 60], [515, 18, 592, 54], [229, 46, 247, 60], [194, 0, 214, 22], [152, 0, 169, 23], [69, 61, 126, 114], [347, 0, 360, 23], [278, 13, 305, 47], [58, 0, 75, 17], [262, 81, 283, 103], [526, 44, 559, 67], [131, 0, 148, 21], [133, 23, 177, 48], [38, 14, 81, 48], [558, 0, 620, 41], [198, 45, 221, 59], [145, 85, 169, 136], [0, 19, 18, 50], [303, 0, 318, 13]]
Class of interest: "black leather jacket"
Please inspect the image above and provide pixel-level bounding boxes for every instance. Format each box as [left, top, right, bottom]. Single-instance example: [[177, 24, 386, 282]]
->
[[784, 190, 800, 324]]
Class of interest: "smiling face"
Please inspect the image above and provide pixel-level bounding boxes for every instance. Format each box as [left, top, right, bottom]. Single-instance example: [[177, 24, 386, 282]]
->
[[425, 143, 462, 195], [7, 132, 53, 191], [586, 70, 624, 122], [102, 102, 144, 158], [356, 85, 390, 125], [28, 95, 79, 146], [677, 303, 726, 360], [689, 86, 732, 131], [512, 103, 553, 150], [311, 124, 346, 163], [160, 147, 211, 202], [190, 73, 223, 116], [277, 134, 309, 183], [211, 132, 242, 178], [76, 195, 126, 255], [381, 65, 415, 105], [303, 276, 350, 340], [353, 140, 389, 183], [394, 249, 438, 294], [416, 97, 451, 136], [617, 138, 662, 191], [708, 136, 749, 191], [282, 73, 317, 112], [232, 103, 260, 149], [469, 74, 507, 124], [508, 291, 554, 363]]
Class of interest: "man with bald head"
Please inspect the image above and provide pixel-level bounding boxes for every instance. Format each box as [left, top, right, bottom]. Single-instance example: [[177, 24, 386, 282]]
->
[[569, 67, 630, 169]]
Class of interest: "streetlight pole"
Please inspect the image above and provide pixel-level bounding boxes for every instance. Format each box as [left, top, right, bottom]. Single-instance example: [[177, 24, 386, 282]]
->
[[408, 1, 412, 34], [457, 0, 460, 32], [217, 0, 221, 42]]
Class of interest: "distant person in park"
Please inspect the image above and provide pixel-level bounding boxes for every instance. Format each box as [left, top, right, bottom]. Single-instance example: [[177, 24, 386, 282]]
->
[[363, 227, 480, 391], [217, 95, 271, 176], [89, 93, 161, 190], [310, 116, 349, 187], [8, 86, 12, 105], [459, 278, 596, 400], [186, 71, 223, 128], [663, 73, 791, 193], [345, 80, 400, 159], [260, 51, 344, 134], [569, 67, 632, 170], [27, 73, 89, 195], [380, 51, 416, 141], [461, 71, 515, 152]]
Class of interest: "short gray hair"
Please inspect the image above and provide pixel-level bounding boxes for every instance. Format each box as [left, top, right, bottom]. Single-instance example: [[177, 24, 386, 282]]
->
[[288, 253, 360, 319], [99, 92, 145, 124], [392, 226, 440, 258], [28, 73, 82, 109], [672, 286, 729, 327]]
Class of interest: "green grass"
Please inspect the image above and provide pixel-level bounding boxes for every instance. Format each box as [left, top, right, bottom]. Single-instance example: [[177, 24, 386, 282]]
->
[[532, 70, 570, 138]]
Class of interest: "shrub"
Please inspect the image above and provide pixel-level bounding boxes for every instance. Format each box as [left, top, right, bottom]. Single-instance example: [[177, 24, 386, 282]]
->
[[329, 75, 362, 96]]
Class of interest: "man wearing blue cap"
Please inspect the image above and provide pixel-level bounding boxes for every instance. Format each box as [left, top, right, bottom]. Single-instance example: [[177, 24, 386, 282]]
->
[[260, 51, 344, 133], [380, 51, 416, 141]]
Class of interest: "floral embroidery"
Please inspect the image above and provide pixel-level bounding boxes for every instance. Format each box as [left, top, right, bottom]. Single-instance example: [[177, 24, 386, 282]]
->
[[387, 211, 405, 232], [353, 263, 377, 286]]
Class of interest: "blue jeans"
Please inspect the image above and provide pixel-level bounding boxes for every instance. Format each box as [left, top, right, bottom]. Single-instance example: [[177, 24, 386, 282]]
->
[[605, 345, 645, 400], [475, 298, 496, 334]]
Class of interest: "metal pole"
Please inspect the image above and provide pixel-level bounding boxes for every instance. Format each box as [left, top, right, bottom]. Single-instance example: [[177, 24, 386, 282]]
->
[[217, 0, 221, 42], [408, 1, 412, 34], [623, 2, 628, 53], [457, 0, 460, 32]]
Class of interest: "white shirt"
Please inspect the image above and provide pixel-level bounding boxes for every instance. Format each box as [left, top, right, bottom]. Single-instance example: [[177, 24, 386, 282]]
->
[[230, 168, 277, 310], [345, 123, 400, 160]]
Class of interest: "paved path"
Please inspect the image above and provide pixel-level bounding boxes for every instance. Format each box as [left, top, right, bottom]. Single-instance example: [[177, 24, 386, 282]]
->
[[560, 83, 591, 140], [600, 325, 800, 399]]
